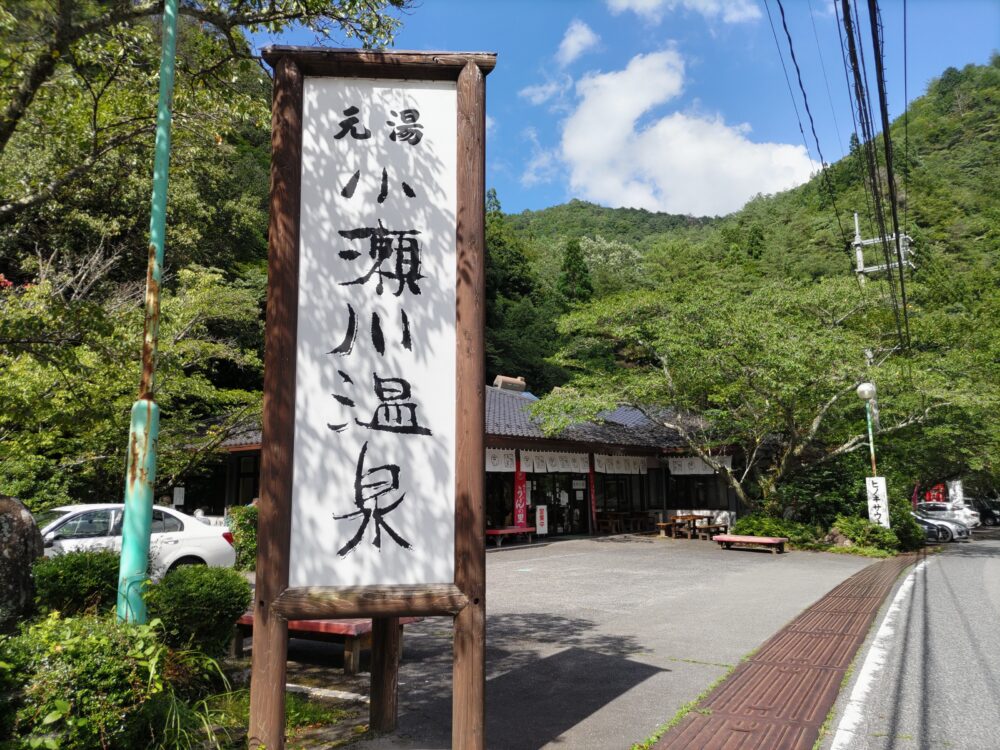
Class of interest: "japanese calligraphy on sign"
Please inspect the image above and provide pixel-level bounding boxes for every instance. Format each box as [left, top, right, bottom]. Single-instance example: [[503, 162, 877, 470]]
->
[[291, 78, 458, 587], [865, 477, 891, 529]]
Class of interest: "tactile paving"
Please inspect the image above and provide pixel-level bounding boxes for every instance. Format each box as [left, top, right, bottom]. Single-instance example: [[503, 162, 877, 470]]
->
[[653, 552, 917, 749]]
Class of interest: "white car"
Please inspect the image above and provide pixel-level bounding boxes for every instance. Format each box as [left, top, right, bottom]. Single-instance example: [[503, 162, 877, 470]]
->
[[35, 504, 236, 576], [915, 501, 980, 529]]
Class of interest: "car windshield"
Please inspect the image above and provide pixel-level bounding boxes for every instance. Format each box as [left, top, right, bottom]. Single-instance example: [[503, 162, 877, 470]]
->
[[33, 508, 72, 529]]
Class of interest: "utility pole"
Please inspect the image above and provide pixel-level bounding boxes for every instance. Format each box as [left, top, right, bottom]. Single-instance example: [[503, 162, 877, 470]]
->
[[853, 212, 914, 283], [116, 0, 178, 623]]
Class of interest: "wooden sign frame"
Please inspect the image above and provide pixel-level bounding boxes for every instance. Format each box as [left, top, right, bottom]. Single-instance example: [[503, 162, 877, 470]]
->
[[249, 48, 496, 750]]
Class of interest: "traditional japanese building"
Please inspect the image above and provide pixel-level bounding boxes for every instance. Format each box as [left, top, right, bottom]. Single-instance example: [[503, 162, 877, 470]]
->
[[211, 377, 739, 537]]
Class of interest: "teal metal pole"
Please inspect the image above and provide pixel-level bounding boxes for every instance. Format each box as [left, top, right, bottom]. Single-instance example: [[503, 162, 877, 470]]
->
[[117, 0, 178, 623], [865, 401, 878, 477]]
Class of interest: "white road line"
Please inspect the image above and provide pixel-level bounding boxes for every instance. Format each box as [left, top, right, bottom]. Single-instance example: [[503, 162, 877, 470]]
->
[[830, 559, 929, 750]]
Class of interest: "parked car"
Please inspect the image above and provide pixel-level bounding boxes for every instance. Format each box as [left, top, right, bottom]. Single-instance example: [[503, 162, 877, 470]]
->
[[35, 504, 236, 576], [969, 498, 1000, 527], [909, 513, 941, 543], [915, 501, 980, 528], [912, 511, 971, 543]]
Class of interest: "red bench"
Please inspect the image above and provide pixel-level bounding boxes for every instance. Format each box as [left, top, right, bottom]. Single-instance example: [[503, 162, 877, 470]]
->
[[485, 526, 536, 547], [713, 534, 788, 554], [232, 614, 422, 674]]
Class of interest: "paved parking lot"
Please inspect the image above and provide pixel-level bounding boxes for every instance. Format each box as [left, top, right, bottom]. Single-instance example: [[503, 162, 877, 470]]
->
[[287, 535, 872, 749]]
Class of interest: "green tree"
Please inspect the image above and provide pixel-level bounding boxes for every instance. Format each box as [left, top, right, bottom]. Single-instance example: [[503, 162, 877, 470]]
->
[[557, 238, 593, 304], [484, 189, 564, 391], [534, 274, 992, 511], [0, 266, 263, 509]]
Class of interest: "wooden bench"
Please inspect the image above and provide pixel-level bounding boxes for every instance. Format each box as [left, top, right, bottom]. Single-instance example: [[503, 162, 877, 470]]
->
[[486, 526, 535, 547], [696, 523, 730, 540], [231, 615, 422, 674], [713, 534, 787, 554]]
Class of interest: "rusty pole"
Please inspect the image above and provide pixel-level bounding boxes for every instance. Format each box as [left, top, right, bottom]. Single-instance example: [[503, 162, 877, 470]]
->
[[116, 0, 178, 623]]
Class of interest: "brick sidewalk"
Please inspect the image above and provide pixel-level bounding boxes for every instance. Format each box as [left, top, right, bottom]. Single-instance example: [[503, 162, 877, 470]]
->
[[655, 552, 920, 750]]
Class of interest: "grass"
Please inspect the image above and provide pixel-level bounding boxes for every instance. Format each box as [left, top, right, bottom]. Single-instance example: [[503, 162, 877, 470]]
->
[[200, 688, 355, 748]]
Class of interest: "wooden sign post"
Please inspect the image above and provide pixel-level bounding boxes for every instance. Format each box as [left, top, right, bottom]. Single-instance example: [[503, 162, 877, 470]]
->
[[249, 48, 495, 750]]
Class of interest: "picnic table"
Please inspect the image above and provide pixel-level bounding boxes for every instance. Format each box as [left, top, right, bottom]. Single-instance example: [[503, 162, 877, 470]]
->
[[669, 514, 713, 539]]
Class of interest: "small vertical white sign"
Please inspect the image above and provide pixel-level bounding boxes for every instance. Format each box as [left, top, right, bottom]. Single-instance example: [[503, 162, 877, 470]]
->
[[535, 505, 548, 535], [866, 476, 890, 529]]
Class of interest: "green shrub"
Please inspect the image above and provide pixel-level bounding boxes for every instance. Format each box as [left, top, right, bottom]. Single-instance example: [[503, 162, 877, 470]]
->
[[226, 504, 258, 571], [889, 500, 926, 551], [730, 514, 822, 546], [1, 614, 163, 748], [0, 613, 225, 750], [145, 566, 251, 656], [832, 514, 900, 551], [33, 549, 120, 616]]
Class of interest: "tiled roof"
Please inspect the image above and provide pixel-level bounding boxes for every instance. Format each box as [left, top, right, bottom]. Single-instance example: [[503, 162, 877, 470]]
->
[[221, 387, 687, 452]]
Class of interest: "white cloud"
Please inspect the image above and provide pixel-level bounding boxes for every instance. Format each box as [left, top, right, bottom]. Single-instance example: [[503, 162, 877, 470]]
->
[[518, 79, 565, 106], [560, 50, 817, 216], [607, 0, 761, 24], [486, 114, 497, 135], [557, 19, 600, 67], [520, 127, 560, 187]]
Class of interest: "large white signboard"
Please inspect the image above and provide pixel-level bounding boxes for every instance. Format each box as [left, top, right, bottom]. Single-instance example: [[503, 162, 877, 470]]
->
[[290, 78, 458, 587], [866, 476, 891, 529]]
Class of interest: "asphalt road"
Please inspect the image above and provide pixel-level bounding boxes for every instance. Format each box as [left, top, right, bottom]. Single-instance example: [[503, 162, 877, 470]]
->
[[336, 535, 872, 750], [823, 528, 1000, 750]]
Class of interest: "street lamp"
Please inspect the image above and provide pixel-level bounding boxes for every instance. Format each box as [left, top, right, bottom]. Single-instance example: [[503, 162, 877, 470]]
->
[[856, 382, 877, 476]]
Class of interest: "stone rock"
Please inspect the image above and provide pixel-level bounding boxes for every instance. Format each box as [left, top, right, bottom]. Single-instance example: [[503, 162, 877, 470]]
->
[[0, 495, 44, 632]]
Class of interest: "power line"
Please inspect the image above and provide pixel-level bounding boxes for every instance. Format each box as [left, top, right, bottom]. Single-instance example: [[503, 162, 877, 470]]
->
[[841, 0, 905, 346], [807, 0, 845, 159], [867, 0, 912, 348], [761, 0, 813, 160], [774, 0, 849, 247]]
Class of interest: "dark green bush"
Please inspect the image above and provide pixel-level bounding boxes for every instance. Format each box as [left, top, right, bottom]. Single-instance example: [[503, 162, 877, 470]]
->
[[145, 565, 251, 656], [1, 614, 169, 748], [0, 613, 225, 749], [730, 514, 822, 546], [227, 504, 258, 571], [33, 549, 120, 616], [889, 500, 926, 551], [832, 514, 900, 551]]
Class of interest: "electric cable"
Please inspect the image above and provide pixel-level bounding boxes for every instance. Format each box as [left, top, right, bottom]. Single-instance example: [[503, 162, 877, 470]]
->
[[867, 0, 912, 348], [775, 0, 850, 249], [762, 0, 813, 160]]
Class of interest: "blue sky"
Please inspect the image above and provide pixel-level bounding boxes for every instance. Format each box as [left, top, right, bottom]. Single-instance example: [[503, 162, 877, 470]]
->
[[263, 1, 999, 217]]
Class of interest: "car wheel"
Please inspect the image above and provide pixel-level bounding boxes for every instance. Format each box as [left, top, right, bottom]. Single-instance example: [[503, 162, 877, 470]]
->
[[937, 526, 953, 543], [167, 556, 206, 573], [983, 515, 997, 527]]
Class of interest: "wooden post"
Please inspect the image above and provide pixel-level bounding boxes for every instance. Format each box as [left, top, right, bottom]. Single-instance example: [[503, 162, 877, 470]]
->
[[248, 54, 302, 750], [453, 60, 487, 750], [370, 617, 401, 732]]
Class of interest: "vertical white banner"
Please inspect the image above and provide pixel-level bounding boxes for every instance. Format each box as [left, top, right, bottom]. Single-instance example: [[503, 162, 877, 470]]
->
[[291, 78, 458, 587], [866, 476, 891, 529], [535, 505, 548, 535]]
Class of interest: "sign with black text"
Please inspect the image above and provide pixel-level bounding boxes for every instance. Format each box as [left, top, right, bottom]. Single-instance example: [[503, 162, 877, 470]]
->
[[291, 77, 458, 587], [866, 476, 890, 529]]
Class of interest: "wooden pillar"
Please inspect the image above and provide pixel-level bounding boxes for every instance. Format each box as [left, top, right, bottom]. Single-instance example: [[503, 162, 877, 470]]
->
[[370, 617, 401, 732], [453, 60, 487, 750], [248, 54, 302, 750]]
